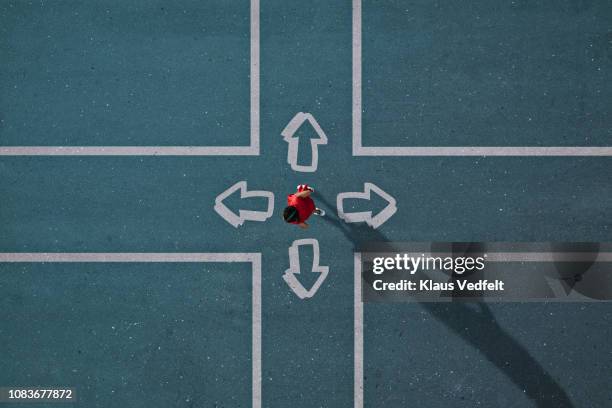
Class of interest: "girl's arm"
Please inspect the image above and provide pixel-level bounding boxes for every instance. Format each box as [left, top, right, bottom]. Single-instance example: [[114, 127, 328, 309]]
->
[[294, 190, 311, 198]]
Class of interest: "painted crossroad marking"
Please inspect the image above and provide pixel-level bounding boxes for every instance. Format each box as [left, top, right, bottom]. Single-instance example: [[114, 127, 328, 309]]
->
[[282, 112, 328, 173], [0, 252, 262, 408], [351, 0, 612, 157], [354, 252, 364, 408], [337, 183, 397, 229], [0, 0, 260, 157], [352, 250, 612, 407], [214, 181, 274, 228], [283, 239, 329, 299]]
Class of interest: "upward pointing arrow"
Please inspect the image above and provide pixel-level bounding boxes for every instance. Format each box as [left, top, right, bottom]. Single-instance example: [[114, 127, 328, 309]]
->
[[283, 239, 329, 299], [336, 182, 397, 229], [214, 181, 274, 228], [281, 112, 328, 173]]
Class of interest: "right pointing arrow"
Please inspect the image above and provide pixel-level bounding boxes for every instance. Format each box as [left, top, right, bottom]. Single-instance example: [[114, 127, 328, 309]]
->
[[336, 182, 397, 229], [283, 239, 329, 299], [214, 181, 274, 228]]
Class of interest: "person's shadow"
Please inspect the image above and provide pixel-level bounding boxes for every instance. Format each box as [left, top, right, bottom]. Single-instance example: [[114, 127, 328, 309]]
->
[[315, 192, 574, 408]]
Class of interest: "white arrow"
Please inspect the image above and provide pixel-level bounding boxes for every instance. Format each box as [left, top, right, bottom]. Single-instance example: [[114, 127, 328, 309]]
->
[[336, 182, 397, 229], [214, 181, 274, 228], [283, 239, 329, 299], [281, 112, 328, 173]]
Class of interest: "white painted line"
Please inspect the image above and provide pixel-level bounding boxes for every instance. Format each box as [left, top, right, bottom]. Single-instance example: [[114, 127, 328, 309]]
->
[[354, 252, 363, 408], [486, 252, 612, 262], [354, 146, 612, 156], [0, 146, 259, 156], [250, 0, 260, 155], [0, 252, 260, 262], [352, 0, 362, 157], [251, 253, 262, 408], [358, 252, 612, 262], [351, 0, 612, 157], [0, 252, 262, 408], [0, 0, 260, 157]]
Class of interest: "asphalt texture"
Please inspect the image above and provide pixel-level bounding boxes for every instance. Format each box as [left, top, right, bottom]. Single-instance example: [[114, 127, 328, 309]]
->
[[1, 1, 611, 407]]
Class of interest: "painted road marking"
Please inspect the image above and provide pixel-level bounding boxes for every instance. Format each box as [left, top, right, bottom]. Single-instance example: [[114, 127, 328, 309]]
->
[[337, 183, 397, 229], [353, 250, 612, 406], [353, 146, 612, 156], [250, 0, 260, 155], [282, 112, 328, 173], [283, 239, 329, 299], [214, 181, 274, 228], [359, 252, 612, 262], [0, 146, 259, 156], [0, 252, 262, 408], [354, 252, 363, 408], [351, 0, 612, 157], [0, 0, 260, 157]]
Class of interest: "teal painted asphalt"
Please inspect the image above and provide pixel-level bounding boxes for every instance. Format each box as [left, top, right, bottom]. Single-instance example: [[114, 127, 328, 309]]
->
[[1, 1, 611, 407]]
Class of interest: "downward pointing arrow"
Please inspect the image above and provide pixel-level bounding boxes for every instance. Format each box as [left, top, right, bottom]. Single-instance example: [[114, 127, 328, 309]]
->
[[214, 181, 274, 228], [282, 112, 328, 173], [283, 239, 329, 299], [337, 182, 397, 229]]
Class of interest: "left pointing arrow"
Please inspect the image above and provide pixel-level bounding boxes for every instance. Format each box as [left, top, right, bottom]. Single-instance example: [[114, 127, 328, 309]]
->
[[214, 181, 274, 228]]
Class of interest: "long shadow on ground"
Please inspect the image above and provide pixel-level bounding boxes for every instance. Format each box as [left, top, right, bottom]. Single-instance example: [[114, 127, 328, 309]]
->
[[315, 192, 574, 408]]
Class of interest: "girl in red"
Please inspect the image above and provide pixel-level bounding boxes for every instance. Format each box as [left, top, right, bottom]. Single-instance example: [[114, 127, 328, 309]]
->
[[283, 184, 325, 229]]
